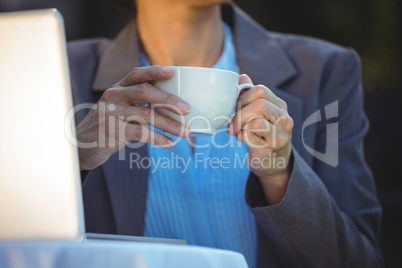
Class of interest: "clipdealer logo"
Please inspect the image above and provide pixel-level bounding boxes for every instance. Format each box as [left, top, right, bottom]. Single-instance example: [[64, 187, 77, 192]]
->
[[302, 101, 339, 167]]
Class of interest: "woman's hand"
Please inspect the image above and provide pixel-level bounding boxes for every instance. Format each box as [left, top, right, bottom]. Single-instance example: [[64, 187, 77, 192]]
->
[[76, 65, 191, 170], [227, 74, 294, 204]]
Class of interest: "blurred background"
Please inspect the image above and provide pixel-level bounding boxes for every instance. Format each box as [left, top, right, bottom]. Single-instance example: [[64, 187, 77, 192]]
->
[[0, 0, 401, 266]]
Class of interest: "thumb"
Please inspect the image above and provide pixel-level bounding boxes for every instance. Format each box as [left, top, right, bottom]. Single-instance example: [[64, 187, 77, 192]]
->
[[238, 74, 253, 96], [239, 74, 253, 85]]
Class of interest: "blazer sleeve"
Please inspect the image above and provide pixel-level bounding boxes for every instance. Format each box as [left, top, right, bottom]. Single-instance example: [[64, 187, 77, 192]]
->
[[245, 49, 383, 268]]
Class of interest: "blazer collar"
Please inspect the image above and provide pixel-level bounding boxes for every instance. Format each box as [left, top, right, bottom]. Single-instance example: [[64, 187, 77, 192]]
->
[[92, 4, 298, 92], [92, 20, 141, 91], [229, 6, 297, 88]]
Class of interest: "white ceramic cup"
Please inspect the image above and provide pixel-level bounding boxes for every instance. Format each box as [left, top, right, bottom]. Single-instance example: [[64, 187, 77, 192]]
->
[[153, 66, 254, 136]]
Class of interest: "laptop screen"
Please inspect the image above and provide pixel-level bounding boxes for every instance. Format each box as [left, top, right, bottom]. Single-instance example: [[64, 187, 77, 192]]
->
[[0, 9, 84, 240]]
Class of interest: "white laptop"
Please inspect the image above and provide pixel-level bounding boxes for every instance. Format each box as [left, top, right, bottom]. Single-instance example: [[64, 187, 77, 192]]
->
[[0, 9, 84, 241], [0, 9, 185, 245]]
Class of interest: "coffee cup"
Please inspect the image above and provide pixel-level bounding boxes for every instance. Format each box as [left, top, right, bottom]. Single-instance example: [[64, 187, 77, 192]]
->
[[153, 66, 254, 136]]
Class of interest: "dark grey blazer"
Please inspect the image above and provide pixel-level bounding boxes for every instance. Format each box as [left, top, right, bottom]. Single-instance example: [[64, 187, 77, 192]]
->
[[67, 4, 382, 268]]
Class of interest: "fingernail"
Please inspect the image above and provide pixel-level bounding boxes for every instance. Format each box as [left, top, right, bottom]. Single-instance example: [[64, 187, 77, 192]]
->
[[181, 125, 191, 137], [231, 126, 237, 135], [161, 67, 173, 74], [166, 138, 175, 147], [178, 102, 191, 113], [239, 74, 251, 84], [227, 123, 233, 135]]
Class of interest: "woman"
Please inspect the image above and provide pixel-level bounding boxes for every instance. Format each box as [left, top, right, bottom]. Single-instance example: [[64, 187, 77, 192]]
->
[[68, 0, 382, 267]]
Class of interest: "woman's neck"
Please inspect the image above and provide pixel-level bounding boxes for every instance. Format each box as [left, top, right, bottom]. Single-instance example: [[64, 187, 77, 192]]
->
[[136, 1, 224, 67]]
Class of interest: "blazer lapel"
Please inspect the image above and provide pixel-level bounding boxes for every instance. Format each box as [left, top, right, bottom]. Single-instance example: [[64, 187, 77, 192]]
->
[[92, 21, 141, 91]]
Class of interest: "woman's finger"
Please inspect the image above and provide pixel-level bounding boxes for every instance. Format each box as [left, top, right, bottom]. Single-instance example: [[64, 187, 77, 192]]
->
[[237, 84, 287, 111], [124, 122, 176, 148], [112, 105, 190, 137], [126, 83, 191, 114], [236, 129, 266, 149], [118, 65, 174, 87], [238, 74, 254, 87], [229, 98, 283, 136], [243, 117, 290, 150], [102, 83, 191, 115]]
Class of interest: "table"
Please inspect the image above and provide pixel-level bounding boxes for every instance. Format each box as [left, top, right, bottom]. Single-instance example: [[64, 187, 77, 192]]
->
[[0, 239, 248, 268]]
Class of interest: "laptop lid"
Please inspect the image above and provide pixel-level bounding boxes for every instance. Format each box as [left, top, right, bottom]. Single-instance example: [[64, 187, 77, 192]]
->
[[0, 9, 85, 240]]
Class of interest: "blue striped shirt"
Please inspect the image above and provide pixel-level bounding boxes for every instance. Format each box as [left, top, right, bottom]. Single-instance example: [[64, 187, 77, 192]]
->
[[141, 23, 257, 268]]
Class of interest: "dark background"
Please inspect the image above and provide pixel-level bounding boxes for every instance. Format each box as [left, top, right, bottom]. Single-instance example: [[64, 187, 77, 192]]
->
[[1, 0, 401, 266]]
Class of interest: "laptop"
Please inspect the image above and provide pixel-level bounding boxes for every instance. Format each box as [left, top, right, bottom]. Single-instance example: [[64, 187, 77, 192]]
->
[[0, 9, 185, 245]]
